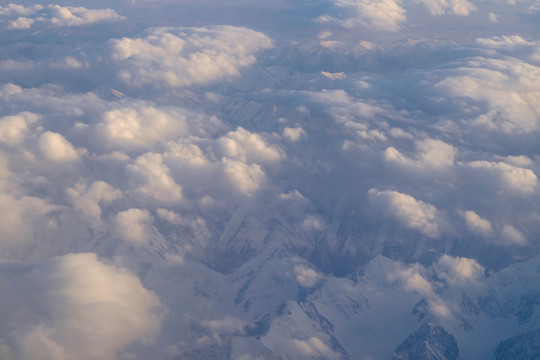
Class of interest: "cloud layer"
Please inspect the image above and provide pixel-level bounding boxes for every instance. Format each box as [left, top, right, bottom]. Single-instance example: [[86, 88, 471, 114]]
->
[[109, 26, 273, 88], [0, 1, 539, 359], [0, 4, 124, 30], [0, 254, 162, 360]]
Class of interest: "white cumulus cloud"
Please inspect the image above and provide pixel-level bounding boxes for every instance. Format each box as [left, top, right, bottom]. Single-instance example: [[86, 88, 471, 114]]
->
[[468, 160, 538, 194], [434, 255, 485, 284], [294, 265, 322, 287], [0, 253, 162, 360], [66, 181, 122, 225], [39, 131, 80, 162], [109, 26, 273, 88], [127, 153, 183, 203], [217, 127, 284, 164], [414, 0, 477, 16], [1, 4, 124, 30], [318, 0, 407, 32], [115, 208, 154, 245], [369, 189, 442, 238], [461, 210, 493, 236]]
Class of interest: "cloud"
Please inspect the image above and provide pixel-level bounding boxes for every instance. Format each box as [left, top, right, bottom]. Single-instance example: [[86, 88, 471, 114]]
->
[[0, 193, 57, 247], [501, 224, 527, 246], [434, 255, 485, 284], [222, 159, 266, 195], [66, 181, 122, 225], [318, 0, 407, 32], [369, 189, 442, 238], [294, 265, 322, 287], [1, 3, 540, 358], [476, 35, 535, 47], [0, 112, 40, 146], [39, 132, 81, 162], [306, 89, 390, 144], [467, 160, 538, 194], [0, 4, 124, 30], [0, 253, 162, 360], [302, 215, 325, 231], [127, 153, 183, 203], [290, 337, 339, 359], [95, 106, 188, 151], [6, 16, 34, 30], [217, 127, 284, 163], [283, 127, 307, 142], [148, 126, 284, 197], [414, 0, 477, 16], [0, 4, 43, 16], [108, 26, 273, 88], [384, 138, 456, 169], [389, 264, 452, 318], [461, 210, 493, 236], [198, 317, 247, 335], [156, 208, 210, 242], [115, 208, 154, 245], [47, 5, 124, 27], [435, 57, 540, 134]]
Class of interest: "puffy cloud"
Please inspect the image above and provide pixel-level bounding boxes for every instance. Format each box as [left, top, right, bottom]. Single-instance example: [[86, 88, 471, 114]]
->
[[0, 253, 162, 360], [0, 193, 56, 246], [294, 265, 322, 287], [435, 57, 540, 134], [0, 4, 43, 16], [156, 208, 185, 225], [399, 268, 433, 295], [39, 132, 80, 162], [222, 159, 265, 195], [318, 0, 407, 32], [1, 3, 540, 358], [6, 16, 34, 30], [0, 4, 124, 30], [414, 139, 456, 167], [434, 255, 485, 284], [501, 224, 527, 246], [306, 89, 390, 144], [66, 181, 122, 224], [127, 153, 183, 203], [468, 161, 538, 194], [46, 5, 124, 27], [389, 264, 452, 318], [164, 142, 208, 166], [309, 89, 384, 120], [384, 138, 456, 169], [217, 127, 284, 163], [95, 106, 188, 150], [461, 210, 493, 236], [109, 26, 273, 88], [369, 189, 442, 238], [302, 215, 325, 231], [115, 208, 154, 245], [0, 112, 40, 146], [414, 0, 477, 16], [283, 127, 307, 142]]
